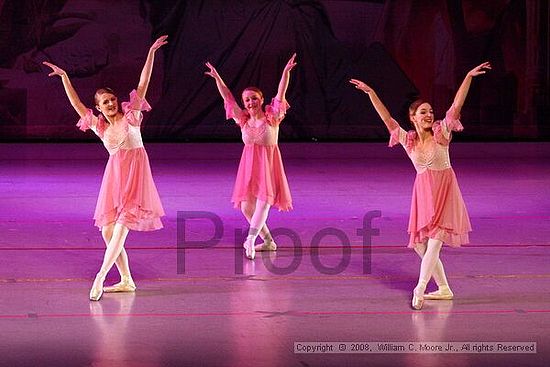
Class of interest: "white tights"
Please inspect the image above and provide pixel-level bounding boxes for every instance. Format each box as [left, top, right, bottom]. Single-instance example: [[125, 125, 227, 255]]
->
[[96, 223, 130, 280], [101, 224, 132, 278], [240, 199, 272, 243], [414, 238, 447, 293]]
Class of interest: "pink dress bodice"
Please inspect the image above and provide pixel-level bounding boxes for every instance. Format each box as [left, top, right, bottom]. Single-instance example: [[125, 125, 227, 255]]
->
[[225, 98, 289, 146], [389, 106, 463, 174], [393, 130, 452, 173], [241, 122, 278, 146], [95, 120, 144, 155], [77, 90, 151, 155]]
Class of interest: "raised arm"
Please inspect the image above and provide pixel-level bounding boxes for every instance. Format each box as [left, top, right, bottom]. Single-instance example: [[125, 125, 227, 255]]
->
[[350, 79, 399, 132], [205, 62, 244, 122], [275, 53, 297, 102], [42, 61, 88, 118], [452, 61, 491, 115], [204, 62, 238, 102], [136, 35, 168, 99]]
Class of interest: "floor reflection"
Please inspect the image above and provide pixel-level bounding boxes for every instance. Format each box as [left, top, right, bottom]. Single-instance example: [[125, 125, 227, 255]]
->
[[228, 250, 284, 367], [404, 301, 469, 367], [89, 293, 138, 366]]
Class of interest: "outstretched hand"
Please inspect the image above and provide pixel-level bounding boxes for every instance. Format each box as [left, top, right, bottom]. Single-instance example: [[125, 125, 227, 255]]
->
[[150, 35, 168, 53], [204, 62, 222, 80], [349, 79, 374, 94], [283, 53, 297, 73], [42, 61, 67, 77], [467, 61, 491, 77]]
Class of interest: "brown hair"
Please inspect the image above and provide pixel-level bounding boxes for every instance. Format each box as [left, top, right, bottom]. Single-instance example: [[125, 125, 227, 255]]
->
[[94, 87, 117, 105], [408, 99, 426, 116], [242, 86, 263, 99], [408, 98, 427, 124]]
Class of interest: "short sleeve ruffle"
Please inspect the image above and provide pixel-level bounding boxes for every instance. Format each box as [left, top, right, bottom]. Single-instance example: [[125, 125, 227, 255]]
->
[[76, 109, 94, 132], [121, 90, 152, 113], [388, 127, 402, 147], [432, 122, 449, 145], [433, 105, 464, 145], [442, 105, 464, 132], [121, 90, 152, 127], [224, 99, 249, 127], [265, 98, 290, 126], [389, 125, 416, 153], [77, 109, 107, 138]]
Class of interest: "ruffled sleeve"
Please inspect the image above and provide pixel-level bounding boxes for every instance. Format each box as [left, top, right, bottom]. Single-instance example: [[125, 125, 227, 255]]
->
[[387, 116, 417, 151], [224, 98, 249, 127], [388, 127, 403, 147], [434, 105, 464, 144], [389, 126, 417, 154], [265, 98, 290, 126], [122, 90, 152, 113], [432, 122, 449, 145], [122, 90, 152, 127], [76, 109, 95, 132], [76, 109, 106, 138]]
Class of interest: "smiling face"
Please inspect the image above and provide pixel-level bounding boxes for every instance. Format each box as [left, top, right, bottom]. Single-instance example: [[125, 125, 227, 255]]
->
[[95, 89, 119, 118], [409, 102, 434, 132], [241, 88, 264, 115]]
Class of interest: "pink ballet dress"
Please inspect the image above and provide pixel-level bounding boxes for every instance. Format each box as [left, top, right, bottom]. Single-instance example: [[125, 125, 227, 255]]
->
[[389, 106, 471, 247], [224, 98, 292, 211], [77, 90, 165, 231]]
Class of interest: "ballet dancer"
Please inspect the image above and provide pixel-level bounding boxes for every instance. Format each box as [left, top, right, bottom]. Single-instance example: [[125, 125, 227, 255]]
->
[[350, 61, 491, 309], [43, 35, 168, 300], [205, 54, 297, 259]]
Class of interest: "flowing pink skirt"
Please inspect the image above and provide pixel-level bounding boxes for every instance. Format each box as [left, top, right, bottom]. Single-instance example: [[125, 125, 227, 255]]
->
[[408, 168, 471, 247], [94, 147, 164, 231], [232, 144, 292, 211]]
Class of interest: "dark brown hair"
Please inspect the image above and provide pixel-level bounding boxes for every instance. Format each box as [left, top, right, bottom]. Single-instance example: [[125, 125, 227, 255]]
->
[[408, 99, 426, 119]]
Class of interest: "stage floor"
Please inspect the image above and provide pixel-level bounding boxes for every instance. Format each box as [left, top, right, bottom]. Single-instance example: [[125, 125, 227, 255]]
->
[[1, 142, 549, 367]]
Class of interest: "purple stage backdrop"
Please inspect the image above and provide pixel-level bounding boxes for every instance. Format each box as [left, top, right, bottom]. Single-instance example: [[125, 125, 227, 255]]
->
[[0, 0, 548, 141]]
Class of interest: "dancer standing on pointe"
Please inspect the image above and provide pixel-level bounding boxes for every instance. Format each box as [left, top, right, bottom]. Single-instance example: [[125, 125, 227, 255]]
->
[[205, 54, 296, 260], [350, 62, 491, 309], [43, 35, 168, 301]]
